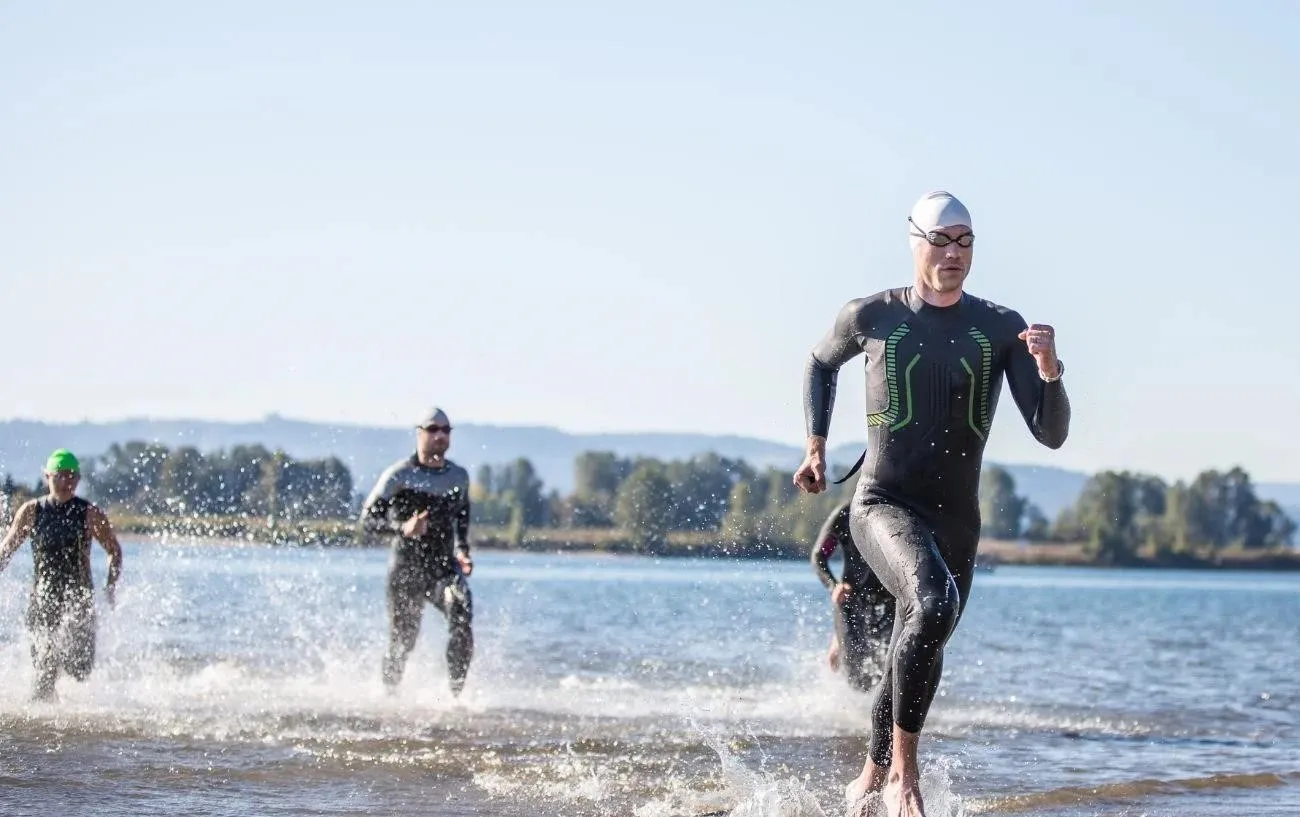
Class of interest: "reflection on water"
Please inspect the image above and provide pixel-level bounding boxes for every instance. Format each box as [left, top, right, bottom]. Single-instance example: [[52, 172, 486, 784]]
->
[[1, 541, 1297, 816]]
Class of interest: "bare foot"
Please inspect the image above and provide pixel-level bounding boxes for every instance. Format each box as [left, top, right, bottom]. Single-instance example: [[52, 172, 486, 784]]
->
[[882, 776, 925, 817], [845, 791, 884, 817], [844, 762, 888, 812]]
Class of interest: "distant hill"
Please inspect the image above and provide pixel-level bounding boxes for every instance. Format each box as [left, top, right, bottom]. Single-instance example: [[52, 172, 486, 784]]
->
[[0, 415, 1296, 522]]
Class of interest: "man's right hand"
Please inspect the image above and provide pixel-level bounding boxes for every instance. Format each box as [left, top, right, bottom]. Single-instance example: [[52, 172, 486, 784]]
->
[[831, 581, 851, 605], [401, 510, 430, 538], [793, 437, 828, 493]]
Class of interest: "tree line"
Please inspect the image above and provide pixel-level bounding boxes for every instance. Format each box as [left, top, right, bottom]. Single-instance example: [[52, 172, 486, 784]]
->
[[1, 440, 1294, 562], [475, 454, 1297, 559], [471, 452, 846, 551], [979, 464, 1295, 562], [2, 442, 353, 522]]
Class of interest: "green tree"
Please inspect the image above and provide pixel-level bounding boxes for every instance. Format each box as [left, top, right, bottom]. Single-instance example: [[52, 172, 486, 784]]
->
[[573, 451, 631, 499], [1072, 471, 1142, 564], [254, 450, 290, 522], [90, 441, 171, 511], [613, 461, 675, 551], [497, 458, 548, 527], [158, 446, 211, 515], [1022, 503, 1050, 541], [979, 465, 1026, 540], [721, 479, 760, 545], [1173, 467, 1293, 551], [1059, 470, 1168, 563]]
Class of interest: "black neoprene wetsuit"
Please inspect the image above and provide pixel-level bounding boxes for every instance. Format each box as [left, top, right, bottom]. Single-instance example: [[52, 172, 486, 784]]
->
[[27, 496, 98, 697], [810, 501, 896, 692], [804, 286, 1070, 766], [360, 454, 473, 693]]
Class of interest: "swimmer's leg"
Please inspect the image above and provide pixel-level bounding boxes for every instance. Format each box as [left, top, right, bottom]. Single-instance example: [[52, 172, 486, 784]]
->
[[62, 599, 97, 682], [382, 570, 425, 691], [845, 502, 968, 817], [432, 576, 474, 696]]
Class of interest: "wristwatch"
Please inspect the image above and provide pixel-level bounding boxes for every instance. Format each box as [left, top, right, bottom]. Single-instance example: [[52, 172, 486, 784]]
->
[[1040, 359, 1064, 383]]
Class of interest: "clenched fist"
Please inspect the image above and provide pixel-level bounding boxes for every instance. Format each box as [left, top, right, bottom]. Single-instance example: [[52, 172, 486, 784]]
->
[[1017, 323, 1060, 379]]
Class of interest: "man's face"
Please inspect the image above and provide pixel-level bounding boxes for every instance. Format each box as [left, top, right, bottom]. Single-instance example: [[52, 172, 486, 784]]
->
[[912, 223, 974, 293], [417, 423, 452, 458], [45, 470, 80, 501]]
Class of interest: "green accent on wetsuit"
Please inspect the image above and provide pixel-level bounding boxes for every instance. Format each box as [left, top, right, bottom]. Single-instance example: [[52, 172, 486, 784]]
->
[[959, 359, 983, 440], [45, 449, 80, 474], [804, 286, 1070, 515], [867, 324, 910, 427], [889, 353, 921, 431], [968, 327, 993, 435], [802, 285, 1071, 767]]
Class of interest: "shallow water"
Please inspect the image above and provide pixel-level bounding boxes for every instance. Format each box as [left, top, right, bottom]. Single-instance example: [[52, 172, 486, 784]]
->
[[1, 540, 1296, 816]]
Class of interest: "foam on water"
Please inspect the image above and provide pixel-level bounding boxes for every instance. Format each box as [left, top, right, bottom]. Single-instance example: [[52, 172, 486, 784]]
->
[[2, 543, 1297, 816]]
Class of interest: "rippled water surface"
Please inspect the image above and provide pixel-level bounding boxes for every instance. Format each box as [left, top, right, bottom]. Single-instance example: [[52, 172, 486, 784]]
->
[[1, 540, 1296, 816]]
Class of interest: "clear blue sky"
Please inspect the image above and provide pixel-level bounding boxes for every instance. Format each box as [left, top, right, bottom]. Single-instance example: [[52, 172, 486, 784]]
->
[[2, 1, 1297, 483]]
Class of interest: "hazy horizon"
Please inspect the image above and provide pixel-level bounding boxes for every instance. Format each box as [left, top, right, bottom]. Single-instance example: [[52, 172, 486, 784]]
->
[[1, 411, 1297, 493]]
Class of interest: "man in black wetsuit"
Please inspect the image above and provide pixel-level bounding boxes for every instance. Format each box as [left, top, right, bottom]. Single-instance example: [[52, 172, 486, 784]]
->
[[0, 449, 124, 701], [360, 408, 474, 696], [793, 191, 1070, 817], [811, 500, 895, 693]]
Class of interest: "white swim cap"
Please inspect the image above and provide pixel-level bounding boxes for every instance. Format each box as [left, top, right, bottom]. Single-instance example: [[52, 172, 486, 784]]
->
[[908, 191, 972, 249]]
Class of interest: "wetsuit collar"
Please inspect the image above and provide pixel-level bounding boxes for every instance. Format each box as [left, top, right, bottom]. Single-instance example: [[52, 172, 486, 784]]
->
[[906, 285, 966, 314], [410, 452, 449, 472]]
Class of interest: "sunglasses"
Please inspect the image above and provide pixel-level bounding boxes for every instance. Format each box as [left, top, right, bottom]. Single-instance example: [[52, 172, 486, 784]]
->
[[420, 424, 453, 434], [909, 217, 975, 248]]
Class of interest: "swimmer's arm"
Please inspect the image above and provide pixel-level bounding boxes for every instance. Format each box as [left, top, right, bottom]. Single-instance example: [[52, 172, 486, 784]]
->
[[804, 299, 870, 442], [87, 505, 124, 591], [0, 501, 36, 574], [454, 485, 470, 557], [810, 507, 843, 591], [1005, 314, 1071, 449], [358, 468, 404, 536]]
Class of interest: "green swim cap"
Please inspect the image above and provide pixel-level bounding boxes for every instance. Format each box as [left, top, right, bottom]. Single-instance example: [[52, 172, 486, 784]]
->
[[45, 449, 81, 474]]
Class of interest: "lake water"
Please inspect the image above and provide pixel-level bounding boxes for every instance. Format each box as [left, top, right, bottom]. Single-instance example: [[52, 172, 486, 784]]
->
[[1, 539, 1296, 816]]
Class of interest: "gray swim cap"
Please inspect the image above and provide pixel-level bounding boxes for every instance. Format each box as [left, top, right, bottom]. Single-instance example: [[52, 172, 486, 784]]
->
[[416, 407, 451, 429], [908, 191, 972, 249]]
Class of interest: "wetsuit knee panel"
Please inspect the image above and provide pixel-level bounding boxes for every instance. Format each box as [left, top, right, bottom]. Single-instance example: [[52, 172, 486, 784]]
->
[[912, 587, 960, 643]]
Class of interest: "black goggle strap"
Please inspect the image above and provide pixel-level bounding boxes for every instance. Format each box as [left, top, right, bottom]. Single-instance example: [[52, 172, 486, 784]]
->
[[908, 217, 974, 247]]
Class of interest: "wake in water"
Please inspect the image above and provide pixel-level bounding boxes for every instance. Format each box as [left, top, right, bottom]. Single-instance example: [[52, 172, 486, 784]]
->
[[3, 544, 1298, 816], [471, 718, 970, 817]]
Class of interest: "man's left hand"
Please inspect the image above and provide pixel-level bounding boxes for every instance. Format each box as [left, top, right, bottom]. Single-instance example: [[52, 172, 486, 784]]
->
[[456, 552, 473, 577], [1018, 323, 1060, 378]]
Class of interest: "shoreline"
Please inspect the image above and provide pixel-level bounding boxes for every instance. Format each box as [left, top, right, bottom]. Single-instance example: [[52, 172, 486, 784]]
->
[[107, 514, 1300, 572]]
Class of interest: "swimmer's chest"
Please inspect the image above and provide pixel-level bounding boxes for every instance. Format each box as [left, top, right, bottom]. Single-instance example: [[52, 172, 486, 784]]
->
[[388, 469, 466, 517], [859, 315, 1002, 432], [31, 500, 92, 571]]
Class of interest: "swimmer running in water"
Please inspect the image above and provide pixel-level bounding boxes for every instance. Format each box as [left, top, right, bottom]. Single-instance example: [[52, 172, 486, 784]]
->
[[793, 191, 1071, 817], [0, 449, 124, 701], [360, 408, 475, 696], [811, 500, 895, 693]]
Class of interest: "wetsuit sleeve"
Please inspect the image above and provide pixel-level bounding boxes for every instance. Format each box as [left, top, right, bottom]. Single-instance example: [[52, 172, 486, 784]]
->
[[1004, 312, 1071, 449], [359, 466, 404, 536], [805, 300, 868, 438], [455, 476, 470, 556], [810, 505, 843, 591]]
